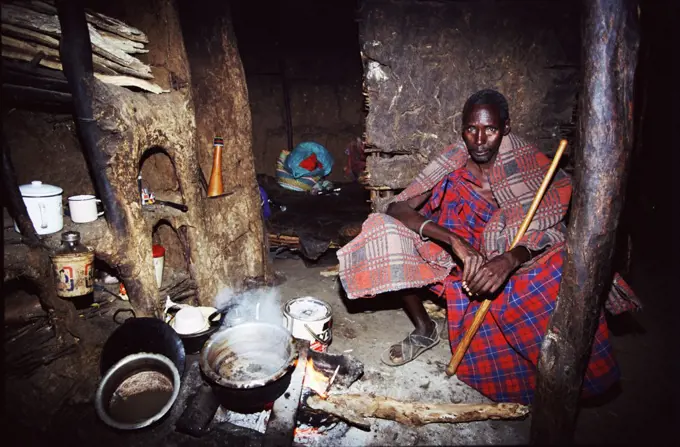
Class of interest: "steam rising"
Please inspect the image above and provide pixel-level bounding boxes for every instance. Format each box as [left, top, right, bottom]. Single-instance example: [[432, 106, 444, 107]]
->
[[208, 287, 291, 383], [213, 286, 284, 329]]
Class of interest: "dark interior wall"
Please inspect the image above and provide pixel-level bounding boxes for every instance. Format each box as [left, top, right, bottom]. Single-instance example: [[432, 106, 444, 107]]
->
[[230, 0, 365, 182], [623, 0, 672, 272], [360, 0, 581, 189], [3, 112, 91, 199]]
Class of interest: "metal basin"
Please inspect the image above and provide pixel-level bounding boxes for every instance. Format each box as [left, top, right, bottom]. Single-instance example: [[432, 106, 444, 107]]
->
[[95, 353, 181, 430], [200, 322, 298, 412]]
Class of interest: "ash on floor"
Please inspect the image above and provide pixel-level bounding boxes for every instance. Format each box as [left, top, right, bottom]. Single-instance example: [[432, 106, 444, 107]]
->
[[273, 258, 529, 446]]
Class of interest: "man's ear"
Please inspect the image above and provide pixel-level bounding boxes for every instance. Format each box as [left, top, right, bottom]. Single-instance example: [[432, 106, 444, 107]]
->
[[502, 119, 511, 136]]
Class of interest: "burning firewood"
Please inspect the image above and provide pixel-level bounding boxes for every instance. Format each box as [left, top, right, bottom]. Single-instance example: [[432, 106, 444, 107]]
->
[[306, 393, 529, 430]]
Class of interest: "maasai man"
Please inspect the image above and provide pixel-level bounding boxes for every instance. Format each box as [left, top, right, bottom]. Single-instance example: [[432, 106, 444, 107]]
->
[[337, 89, 639, 404]]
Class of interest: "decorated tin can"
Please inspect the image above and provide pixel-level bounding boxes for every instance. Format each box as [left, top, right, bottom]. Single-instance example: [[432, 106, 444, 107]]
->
[[283, 297, 332, 352], [50, 231, 95, 308]]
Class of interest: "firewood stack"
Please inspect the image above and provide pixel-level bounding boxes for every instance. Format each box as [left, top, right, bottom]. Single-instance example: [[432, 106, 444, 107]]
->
[[1, 0, 167, 104]]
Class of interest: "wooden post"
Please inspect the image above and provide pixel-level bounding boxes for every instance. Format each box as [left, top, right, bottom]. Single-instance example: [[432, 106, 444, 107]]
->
[[55, 0, 158, 317], [54, 0, 127, 236], [530, 0, 639, 443], [1, 133, 44, 248]]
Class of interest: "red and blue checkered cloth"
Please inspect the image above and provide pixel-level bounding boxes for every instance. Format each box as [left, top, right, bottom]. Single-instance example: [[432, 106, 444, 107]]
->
[[337, 132, 640, 403], [425, 169, 620, 404]]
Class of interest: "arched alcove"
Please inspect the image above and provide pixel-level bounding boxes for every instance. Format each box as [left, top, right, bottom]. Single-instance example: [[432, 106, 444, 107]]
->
[[151, 219, 190, 291], [139, 146, 185, 206]]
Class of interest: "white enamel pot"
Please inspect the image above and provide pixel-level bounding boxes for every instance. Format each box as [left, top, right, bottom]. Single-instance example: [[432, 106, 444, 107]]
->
[[15, 181, 64, 235]]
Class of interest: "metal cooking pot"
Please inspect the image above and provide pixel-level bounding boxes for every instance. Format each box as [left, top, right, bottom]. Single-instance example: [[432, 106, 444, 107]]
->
[[100, 317, 186, 376], [200, 322, 298, 413], [95, 352, 181, 430]]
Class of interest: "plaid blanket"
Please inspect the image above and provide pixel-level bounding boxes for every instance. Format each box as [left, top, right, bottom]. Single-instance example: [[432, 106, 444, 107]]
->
[[423, 170, 619, 403], [337, 133, 639, 314]]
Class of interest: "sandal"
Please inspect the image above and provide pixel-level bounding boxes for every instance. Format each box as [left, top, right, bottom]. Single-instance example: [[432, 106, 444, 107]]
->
[[380, 321, 440, 366]]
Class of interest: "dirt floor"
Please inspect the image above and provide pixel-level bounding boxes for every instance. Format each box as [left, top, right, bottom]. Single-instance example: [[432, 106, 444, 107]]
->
[[4, 246, 673, 446], [273, 255, 529, 446], [272, 253, 674, 445]]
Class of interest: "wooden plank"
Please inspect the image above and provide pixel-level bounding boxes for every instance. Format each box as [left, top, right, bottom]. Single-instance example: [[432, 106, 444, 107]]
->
[[84, 8, 149, 44], [94, 74, 168, 94], [1, 3, 152, 77], [99, 29, 148, 54], [2, 22, 60, 48], [530, 0, 640, 443], [1, 35, 150, 78], [19, 0, 149, 43]]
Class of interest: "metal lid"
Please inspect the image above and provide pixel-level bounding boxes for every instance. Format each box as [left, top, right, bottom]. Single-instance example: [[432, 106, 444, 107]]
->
[[19, 180, 63, 198], [61, 231, 81, 243]]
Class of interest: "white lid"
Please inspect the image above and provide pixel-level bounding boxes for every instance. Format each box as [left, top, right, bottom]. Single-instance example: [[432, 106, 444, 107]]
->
[[19, 181, 63, 198]]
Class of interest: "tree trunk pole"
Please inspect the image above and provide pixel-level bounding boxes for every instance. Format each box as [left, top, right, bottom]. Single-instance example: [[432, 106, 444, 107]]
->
[[530, 0, 639, 444], [54, 0, 158, 317], [1, 133, 44, 248], [54, 0, 127, 236]]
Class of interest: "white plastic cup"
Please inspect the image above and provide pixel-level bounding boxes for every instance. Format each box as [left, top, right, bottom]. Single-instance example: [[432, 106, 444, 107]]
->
[[152, 245, 165, 288]]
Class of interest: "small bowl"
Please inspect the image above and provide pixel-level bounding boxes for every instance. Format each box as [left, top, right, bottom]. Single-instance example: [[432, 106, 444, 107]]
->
[[172, 307, 207, 335]]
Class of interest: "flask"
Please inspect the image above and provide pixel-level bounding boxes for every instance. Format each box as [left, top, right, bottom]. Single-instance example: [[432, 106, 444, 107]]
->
[[50, 231, 95, 309]]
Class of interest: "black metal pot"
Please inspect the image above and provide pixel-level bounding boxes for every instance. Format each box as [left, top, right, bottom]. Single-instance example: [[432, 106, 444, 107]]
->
[[100, 317, 186, 376], [199, 322, 298, 413], [176, 311, 224, 355]]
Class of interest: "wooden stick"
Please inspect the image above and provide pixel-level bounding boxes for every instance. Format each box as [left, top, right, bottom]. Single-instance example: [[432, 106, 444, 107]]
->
[[306, 394, 529, 430], [445, 139, 568, 377]]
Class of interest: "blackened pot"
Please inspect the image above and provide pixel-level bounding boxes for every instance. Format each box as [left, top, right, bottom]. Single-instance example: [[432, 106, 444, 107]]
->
[[101, 317, 186, 376], [199, 322, 298, 413], [176, 310, 224, 355]]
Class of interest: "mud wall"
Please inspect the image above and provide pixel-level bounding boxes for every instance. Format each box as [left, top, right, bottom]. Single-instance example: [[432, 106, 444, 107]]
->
[[360, 0, 581, 189], [3, 0, 267, 312], [231, 0, 365, 182]]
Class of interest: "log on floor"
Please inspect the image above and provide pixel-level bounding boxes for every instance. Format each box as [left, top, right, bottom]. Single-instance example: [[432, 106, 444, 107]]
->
[[306, 394, 529, 430]]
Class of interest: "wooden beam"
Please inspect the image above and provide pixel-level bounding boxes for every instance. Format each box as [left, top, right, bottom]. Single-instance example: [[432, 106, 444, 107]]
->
[[1, 83, 72, 103], [0, 133, 44, 248], [55, 0, 160, 318], [530, 0, 639, 443]]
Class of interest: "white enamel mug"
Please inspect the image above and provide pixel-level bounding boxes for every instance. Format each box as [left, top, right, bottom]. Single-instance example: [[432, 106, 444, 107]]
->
[[68, 195, 104, 223]]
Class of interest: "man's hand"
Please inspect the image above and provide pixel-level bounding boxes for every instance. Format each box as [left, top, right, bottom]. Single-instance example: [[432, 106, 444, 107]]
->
[[465, 252, 521, 296], [448, 235, 486, 286]]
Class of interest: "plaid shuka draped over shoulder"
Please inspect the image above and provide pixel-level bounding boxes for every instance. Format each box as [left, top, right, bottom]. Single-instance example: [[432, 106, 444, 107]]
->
[[337, 133, 640, 314], [388, 133, 572, 258]]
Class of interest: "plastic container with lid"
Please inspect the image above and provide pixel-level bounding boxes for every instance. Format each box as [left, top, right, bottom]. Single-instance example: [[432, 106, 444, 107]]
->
[[152, 245, 165, 288]]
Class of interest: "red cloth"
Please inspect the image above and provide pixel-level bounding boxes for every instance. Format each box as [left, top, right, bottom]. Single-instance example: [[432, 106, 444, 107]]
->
[[298, 153, 323, 172], [337, 133, 640, 314], [425, 169, 620, 404]]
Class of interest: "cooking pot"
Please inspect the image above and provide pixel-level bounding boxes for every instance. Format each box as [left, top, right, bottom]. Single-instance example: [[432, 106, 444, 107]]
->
[[15, 181, 63, 235], [95, 352, 181, 431], [200, 322, 298, 413], [100, 317, 186, 376]]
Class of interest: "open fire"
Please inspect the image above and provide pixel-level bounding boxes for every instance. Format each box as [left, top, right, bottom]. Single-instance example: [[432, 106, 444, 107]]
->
[[211, 348, 362, 445], [303, 357, 331, 398]]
